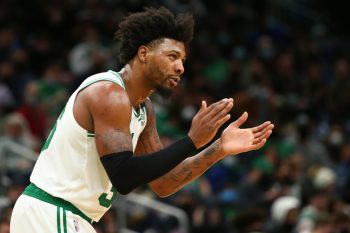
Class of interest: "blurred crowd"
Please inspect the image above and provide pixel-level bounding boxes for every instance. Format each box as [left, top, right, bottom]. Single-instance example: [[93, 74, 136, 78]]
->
[[1, 0, 350, 233]]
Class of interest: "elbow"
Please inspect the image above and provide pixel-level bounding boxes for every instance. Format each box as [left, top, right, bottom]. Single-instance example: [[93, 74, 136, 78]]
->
[[154, 191, 172, 198], [150, 183, 175, 198], [117, 184, 171, 197], [118, 184, 170, 197], [152, 190, 168, 198]]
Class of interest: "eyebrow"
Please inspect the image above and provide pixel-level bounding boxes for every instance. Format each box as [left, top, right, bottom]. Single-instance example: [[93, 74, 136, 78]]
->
[[168, 50, 187, 60]]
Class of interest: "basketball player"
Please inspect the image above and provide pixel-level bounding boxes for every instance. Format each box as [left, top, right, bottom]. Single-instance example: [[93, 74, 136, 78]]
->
[[10, 7, 274, 233]]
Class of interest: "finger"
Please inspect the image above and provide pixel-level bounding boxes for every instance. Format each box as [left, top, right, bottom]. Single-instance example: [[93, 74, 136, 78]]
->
[[202, 99, 233, 121], [253, 124, 274, 139], [251, 138, 267, 150], [205, 98, 232, 112], [232, 111, 248, 127], [253, 129, 273, 145], [251, 121, 272, 133], [194, 100, 207, 118], [212, 114, 231, 129], [203, 100, 207, 109], [199, 100, 207, 112], [206, 101, 234, 124]]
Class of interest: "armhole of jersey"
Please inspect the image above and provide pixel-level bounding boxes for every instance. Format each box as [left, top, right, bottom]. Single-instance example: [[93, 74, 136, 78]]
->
[[68, 72, 126, 133]]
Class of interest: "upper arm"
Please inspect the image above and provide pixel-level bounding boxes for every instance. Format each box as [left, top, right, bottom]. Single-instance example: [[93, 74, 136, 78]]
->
[[85, 82, 133, 156], [135, 99, 163, 155]]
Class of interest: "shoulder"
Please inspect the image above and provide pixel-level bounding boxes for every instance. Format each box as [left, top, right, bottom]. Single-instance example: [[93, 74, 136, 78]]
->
[[82, 81, 132, 117], [88, 81, 129, 102]]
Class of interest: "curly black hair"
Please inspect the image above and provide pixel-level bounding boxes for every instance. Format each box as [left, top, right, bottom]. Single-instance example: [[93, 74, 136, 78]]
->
[[115, 6, 194, 64]]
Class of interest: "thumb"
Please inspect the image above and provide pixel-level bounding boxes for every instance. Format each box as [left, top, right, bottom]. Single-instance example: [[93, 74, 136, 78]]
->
[[232, 111, 248, 127], [198, 100, 207, 112]]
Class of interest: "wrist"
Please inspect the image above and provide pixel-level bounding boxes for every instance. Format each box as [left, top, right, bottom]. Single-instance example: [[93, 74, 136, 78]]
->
[[212, 139, 226, 159], [187, 133, 200, 149], [183, 135, 198, 152]]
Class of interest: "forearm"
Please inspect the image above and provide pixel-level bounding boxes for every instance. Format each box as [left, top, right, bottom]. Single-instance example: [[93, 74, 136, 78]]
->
[[101, 136, 197, 195], [150, 139, 225, 197]]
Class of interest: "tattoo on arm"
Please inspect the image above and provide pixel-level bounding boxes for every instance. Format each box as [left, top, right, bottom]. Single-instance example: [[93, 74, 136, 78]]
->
[[97, 129, 132, 154], [136, 128, 163, 155], [135, 99, 163, 155], [160, 140, 222, 185], [202, 140, 221, 159]]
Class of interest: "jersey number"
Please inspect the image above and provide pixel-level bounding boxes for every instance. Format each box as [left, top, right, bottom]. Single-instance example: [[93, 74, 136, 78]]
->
[[98, 187, 117, 208]]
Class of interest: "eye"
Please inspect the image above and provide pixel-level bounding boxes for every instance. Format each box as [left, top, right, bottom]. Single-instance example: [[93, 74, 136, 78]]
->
[[169, 54, 176, 60]]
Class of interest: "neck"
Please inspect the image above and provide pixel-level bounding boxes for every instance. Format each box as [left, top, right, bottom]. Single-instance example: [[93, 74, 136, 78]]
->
[[118, 61, 154, 108]]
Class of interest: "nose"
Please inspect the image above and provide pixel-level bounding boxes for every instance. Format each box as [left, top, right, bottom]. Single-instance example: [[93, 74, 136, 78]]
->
[[174, 60, 184, 75]]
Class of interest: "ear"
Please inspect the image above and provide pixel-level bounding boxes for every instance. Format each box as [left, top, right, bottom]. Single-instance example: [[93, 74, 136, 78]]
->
[[137, 46, 148, 63]]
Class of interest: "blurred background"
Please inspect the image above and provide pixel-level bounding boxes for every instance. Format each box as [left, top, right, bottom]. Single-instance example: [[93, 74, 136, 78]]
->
[[1, 0, 350, 232]]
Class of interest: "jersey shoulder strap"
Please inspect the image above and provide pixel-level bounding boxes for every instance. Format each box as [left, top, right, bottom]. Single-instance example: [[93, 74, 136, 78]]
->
[[77, 70, 125, 92]]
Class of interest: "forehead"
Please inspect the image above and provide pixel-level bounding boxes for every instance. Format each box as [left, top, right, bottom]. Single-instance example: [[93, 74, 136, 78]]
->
[[153, 38, 186, 56]]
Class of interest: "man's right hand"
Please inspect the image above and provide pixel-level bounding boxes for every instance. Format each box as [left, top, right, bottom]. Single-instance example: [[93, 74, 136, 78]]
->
[[188, 98, 234, 149], [219, 112, 274, 156]]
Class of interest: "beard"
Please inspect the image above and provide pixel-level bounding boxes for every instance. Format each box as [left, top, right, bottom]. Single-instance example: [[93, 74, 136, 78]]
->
[[155, 85, 173, 99]]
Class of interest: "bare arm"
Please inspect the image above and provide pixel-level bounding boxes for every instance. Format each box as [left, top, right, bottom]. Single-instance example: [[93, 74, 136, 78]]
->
[[151, 141, 224, 197], [75, 81, 133, 155], [84, 82, 133, 155]]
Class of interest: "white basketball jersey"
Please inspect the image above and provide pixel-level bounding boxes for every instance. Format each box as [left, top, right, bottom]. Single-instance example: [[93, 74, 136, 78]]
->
[[30, 70, 147, 222]]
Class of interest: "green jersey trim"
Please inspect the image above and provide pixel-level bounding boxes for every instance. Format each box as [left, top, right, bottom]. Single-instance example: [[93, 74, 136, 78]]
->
[[57, 207, 61, 233], [108, 70, 125, 89], [132, 102, 147, 119], [80, 78, 122, 91], [56, 207, 68, 233], [63, 208, 67, 233], [23, 183, 93, 223]]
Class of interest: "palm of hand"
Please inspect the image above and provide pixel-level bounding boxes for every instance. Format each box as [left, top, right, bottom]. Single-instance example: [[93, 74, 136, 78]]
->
[[220, 112, 274, 155], [221, 127, 255, 155]]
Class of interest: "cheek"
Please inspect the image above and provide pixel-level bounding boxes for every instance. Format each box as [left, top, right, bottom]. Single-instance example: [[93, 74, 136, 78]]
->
[[146, 61, 163, 84], [151, 60, 170, 80], [157, 57, 171, 73]]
